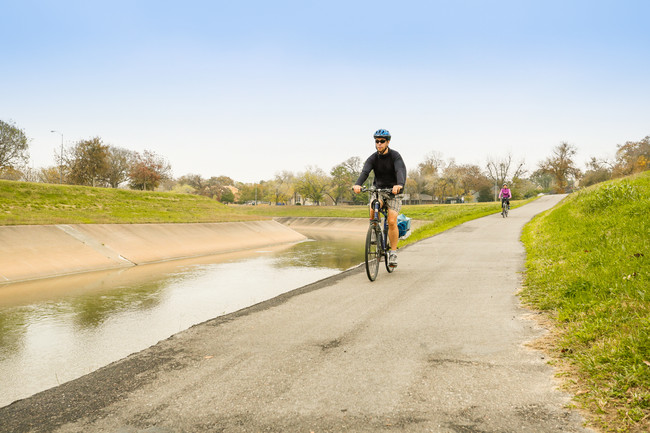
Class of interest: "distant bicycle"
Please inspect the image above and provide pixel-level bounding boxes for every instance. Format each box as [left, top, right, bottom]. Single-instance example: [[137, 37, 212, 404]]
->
[[501, 200, 509, 218], [362, 186, 396, 281]]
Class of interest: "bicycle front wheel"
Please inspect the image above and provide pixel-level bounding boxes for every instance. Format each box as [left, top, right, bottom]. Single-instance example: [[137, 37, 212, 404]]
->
[[365, 225, 381, 281]]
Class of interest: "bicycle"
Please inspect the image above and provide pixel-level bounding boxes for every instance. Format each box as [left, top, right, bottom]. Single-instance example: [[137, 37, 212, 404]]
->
[[362, 186, 396, 281], [501, 199, 509, 218]]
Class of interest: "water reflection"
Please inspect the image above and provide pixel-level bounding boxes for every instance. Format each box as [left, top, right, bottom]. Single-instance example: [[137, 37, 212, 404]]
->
[[0, 233, 365, 407], [69, 282, 167, 329], [275, 237, 363, 270]]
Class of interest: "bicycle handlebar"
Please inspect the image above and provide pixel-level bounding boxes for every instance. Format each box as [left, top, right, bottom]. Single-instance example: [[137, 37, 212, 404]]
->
[[360, 186, 395, 194]]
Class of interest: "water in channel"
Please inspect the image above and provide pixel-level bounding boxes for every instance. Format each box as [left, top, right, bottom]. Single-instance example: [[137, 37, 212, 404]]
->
[[0, 231, 365, 407]]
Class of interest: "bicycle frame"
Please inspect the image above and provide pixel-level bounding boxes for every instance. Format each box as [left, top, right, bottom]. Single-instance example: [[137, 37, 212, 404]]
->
[[371, 196, 389, 250]]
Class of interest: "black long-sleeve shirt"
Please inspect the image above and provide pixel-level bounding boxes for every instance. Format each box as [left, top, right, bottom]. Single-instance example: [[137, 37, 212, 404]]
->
[[355, 149, 407, 189]]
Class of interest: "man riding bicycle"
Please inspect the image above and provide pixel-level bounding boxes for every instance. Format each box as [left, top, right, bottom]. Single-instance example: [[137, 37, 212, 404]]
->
[[353, 129, 407, 267], [499, 183, 512, 209]]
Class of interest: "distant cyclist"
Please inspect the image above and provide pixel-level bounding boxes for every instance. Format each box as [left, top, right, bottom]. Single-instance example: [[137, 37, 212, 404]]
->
[[353, 129, 407, 267], [499, 183, 512, 210]]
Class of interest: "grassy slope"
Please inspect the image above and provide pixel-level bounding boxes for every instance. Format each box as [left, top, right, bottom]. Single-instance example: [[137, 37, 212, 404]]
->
[[521, 171, 650, 433], [1, 180, 532, 250], [0, 180, 265, 224]]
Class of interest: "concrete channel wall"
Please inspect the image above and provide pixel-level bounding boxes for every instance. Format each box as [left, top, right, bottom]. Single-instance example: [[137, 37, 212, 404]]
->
[[0, 221, 307, 284], [0, 217, 425, 284]]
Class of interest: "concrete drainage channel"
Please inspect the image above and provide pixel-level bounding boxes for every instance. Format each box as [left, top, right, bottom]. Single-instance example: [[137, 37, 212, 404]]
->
[[0, 220, 308, 284]]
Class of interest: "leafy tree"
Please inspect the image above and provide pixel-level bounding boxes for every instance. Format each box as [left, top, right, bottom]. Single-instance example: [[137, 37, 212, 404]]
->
[[235, 182, 253, 203], [613, 136, 650, 177], [441, 161, 489, 199], [477, 185, 493, 202], [178, 173, 207, 191], [0, 119, 29, 170], [220, 187, 235, 204], [236, 181, 266, 204], [529, 169, 553, 191], [213, 175, 234, 186], [513, 178, 539, 199], [177, 174, 235, 201], [128, 150, 171, 191], [295, 166, 330, 205], [67, 137, 110, 187], [457, 163, 490, 196], [538, 142, 581, 193], [106, 146, 135, 188], [204, 176, 232, 201], [329, 156, 361, 204]]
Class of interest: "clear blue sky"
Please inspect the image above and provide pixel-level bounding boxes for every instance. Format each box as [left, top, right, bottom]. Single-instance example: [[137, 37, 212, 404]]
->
[[2, 0, 649, 183]]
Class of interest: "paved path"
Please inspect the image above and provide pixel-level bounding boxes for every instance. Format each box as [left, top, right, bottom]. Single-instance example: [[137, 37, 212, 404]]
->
[[0, 195, 594, 433]]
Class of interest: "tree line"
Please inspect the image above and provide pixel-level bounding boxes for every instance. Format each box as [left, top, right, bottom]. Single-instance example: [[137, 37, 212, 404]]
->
[[1, 119, 648, 204], [0, 121, 171, 191]]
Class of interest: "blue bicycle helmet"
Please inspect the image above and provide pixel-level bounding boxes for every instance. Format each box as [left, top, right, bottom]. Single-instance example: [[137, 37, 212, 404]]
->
[[373, 129, 391, 139]]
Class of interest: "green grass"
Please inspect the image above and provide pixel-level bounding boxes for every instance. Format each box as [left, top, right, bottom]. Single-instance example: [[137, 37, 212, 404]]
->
[[0, 180, 265, 224], [521, 171, 650, 433], [236, 198, 536, 248], [1, 179, 535, 252], [399, 200, 535, 246]]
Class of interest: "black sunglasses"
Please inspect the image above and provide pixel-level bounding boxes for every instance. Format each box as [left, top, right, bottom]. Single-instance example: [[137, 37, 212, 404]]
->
[[375, 139, 387, 144]]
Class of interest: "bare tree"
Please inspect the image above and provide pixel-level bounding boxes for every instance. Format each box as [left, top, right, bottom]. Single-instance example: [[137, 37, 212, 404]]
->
[[486, 153, 526, 200], [417, 151, 446, 200], [406, 169, 426, 203], [268, 171, 294, 204], [538, 142, 581, 192], [418, 151, 445, 176], [38, 166, 63, 184], [0, 166, 23, 180], [581, 157, 612, 187]]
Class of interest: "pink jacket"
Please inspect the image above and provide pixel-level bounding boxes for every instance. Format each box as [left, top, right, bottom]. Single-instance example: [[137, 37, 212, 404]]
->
[[499, 188, 511, 199]]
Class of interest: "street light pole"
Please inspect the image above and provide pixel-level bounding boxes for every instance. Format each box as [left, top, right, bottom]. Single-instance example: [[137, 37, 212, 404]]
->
[[50, 130, 63, 184]]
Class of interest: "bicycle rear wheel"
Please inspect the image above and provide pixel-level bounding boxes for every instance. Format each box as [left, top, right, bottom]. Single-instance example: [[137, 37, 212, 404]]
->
[[365, 225, 381, 281]]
